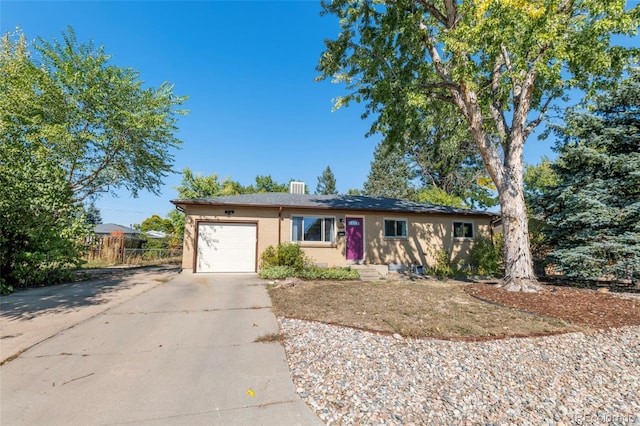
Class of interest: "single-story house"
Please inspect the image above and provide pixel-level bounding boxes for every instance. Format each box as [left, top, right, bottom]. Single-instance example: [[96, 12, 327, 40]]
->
[[93, 223, 142, 238], [171, 191, 498, 274]]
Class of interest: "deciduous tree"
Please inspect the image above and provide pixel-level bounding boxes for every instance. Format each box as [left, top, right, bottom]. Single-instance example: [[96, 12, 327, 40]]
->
[[318, 0, 638, 291], [0, 144, 87, 290], [249, 175, 290, 193], [8, 27, 188, 201], [1, 31, 88, 291], [140, 214, 175, 235]]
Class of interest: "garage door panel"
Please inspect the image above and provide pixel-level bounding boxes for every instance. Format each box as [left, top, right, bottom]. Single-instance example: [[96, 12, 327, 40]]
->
[[197, 223, 256, 273]]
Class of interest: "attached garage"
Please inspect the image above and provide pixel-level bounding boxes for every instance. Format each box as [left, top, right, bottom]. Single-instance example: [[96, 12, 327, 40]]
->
[[172, 193, 497, 274], [196, 222, 257, 273]]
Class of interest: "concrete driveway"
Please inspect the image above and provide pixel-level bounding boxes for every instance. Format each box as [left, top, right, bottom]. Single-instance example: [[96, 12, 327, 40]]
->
[[0, 270, 321, 425]]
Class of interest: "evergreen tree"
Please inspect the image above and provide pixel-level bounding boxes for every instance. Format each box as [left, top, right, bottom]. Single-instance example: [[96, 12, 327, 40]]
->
[[539, 72, 640, 282], [363, 142, 415, 199], [405, 100, 496, 208], [315, 166, 338, 195], [85, 203, 102, 225]]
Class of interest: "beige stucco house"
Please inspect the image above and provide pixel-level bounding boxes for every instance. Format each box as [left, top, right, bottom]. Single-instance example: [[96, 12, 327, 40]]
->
[[171, 192, 498, 274]]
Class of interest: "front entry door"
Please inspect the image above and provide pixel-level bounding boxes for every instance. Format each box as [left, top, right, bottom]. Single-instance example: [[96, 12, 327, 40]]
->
[[345, 217, 364, 260]]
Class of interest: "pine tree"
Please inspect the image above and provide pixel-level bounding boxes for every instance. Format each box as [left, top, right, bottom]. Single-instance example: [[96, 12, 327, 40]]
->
[[85, 203, 102, 225], [315, 166, 338, 195], [363, 143, 415, 199], [539, 72, 640, 282]]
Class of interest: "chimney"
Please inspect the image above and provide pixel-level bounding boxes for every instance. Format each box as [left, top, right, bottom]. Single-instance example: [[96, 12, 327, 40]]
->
[[289, 181, 305, 194]]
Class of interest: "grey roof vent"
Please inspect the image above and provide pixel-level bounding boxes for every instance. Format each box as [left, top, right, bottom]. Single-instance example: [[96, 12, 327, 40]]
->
[[289, 181, 305, 194]]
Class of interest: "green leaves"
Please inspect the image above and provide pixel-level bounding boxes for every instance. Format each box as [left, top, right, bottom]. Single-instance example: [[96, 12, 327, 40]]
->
[[0, 26, 186, 289], [0, 140, 89, 288], [318, 0, 638, 288], [174, 168, 294, 199], [4, 26, 188, 201]]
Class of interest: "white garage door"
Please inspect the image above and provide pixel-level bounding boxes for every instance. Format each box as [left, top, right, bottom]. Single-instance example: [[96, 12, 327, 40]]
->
[[196, 223, 257, 273]]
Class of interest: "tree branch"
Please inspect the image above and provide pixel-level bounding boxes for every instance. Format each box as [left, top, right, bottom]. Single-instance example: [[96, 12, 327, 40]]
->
[[490, 56, 508, 141], [415, 0, 447, 26], [524, 96, 554, 138], [443, 0, 458, 28], [70, 135, 123, 197]]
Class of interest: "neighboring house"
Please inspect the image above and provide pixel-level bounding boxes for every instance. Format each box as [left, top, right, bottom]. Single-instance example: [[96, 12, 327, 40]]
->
[[145, 230, 168, 239], [171, 191, 498, 274], [93, 223, 142, 239], [88, 223, 143, 259]]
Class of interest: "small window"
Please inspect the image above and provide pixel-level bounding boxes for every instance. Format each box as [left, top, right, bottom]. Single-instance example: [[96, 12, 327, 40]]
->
[[453, 222, 474, 238], [384, 219, 408, 238], [292, 216, 335, 243]]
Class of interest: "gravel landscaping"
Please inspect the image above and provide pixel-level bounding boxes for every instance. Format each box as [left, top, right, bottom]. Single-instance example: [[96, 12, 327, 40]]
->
[[280, 318, 640, 425]]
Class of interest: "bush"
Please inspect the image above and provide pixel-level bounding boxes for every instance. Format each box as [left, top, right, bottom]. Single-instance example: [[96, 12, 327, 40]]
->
[[259, 265, 298, 280], [470, 235, 504, 277], [260, 265, 360, 280], [0, 278, 13, 295], [300, 266, 360, 280], [426, 249, 455, 277], [259, 243, 310, 272]]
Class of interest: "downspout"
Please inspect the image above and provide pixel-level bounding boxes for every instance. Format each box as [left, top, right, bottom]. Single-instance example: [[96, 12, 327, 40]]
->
[[278, 206, 282, 245], [490, 215, 500, 246]]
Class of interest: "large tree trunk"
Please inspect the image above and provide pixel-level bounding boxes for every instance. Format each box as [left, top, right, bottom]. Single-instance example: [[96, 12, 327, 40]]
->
[[455, 67, 542, 292], [497, 178, 542, 292]]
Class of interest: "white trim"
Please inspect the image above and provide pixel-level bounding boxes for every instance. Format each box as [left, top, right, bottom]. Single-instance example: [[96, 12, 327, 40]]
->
[[383, 217, 409, 239], [453, 220, 475, 240], [290, 215, 337, 244]]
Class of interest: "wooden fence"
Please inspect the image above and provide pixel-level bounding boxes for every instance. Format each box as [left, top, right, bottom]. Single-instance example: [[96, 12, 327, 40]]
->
[[84, 234, 142, 263]]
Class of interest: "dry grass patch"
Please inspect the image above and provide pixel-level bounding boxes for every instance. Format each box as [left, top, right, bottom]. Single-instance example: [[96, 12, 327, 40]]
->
[[268, 280, 582, 340], [255, 332, 286, 343]]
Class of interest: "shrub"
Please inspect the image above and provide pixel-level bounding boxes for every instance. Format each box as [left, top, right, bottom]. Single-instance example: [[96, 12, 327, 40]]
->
[[427, 249, 455, 277], [259, 266, 298, 280], [300, 266, 360, 280], [0, 278, 13, 295], [259, 243, 310, 272], [259, 264, 360, 281], [470, 235, 504, 277]]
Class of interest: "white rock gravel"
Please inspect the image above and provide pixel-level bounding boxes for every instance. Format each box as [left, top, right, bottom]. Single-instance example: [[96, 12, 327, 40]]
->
[[279, 318, 640, 425]]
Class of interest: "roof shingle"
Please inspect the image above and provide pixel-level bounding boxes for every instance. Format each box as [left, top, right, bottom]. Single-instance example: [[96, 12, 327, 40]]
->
[[171, 193, 495, 217]]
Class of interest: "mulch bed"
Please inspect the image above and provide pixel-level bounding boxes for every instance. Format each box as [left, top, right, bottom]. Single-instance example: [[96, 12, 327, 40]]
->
[[465, 283, 640, 329]]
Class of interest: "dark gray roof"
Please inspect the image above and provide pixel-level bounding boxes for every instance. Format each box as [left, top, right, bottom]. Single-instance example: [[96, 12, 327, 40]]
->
[[171, 193, 495, 217], [94, 223, 141, 235]]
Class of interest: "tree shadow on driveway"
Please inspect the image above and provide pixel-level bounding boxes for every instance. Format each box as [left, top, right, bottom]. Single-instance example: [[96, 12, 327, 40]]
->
[[0, 265, 180, 321]]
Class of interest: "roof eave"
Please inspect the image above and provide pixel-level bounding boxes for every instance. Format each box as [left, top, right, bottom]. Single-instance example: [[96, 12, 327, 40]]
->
[[170, 199, 497, 217]]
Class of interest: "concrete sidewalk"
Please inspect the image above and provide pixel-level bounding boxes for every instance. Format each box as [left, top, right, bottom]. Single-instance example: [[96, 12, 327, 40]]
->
[[0, 272, 322, 425]]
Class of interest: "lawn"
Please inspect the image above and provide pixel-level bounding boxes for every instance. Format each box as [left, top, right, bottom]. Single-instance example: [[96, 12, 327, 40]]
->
[[266, 279, 618, 340]]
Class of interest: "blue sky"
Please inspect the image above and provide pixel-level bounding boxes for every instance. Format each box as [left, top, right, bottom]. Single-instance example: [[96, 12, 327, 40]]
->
[[2, 1, 638, 227]]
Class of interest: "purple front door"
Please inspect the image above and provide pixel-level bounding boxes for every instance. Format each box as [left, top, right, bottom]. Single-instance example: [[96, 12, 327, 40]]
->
[[345, 217, 363, 260]]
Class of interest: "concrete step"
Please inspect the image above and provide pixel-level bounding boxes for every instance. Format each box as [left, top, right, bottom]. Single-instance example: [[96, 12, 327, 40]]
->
[[357, 268, 380, 282]]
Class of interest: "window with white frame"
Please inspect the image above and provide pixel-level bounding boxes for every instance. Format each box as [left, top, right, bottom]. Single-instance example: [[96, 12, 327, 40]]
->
[[453, 221, 474, 238], [291, 216, 335, 242], [384, 219, 408, 238]]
